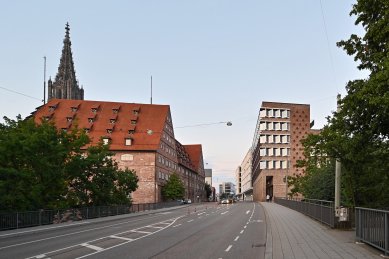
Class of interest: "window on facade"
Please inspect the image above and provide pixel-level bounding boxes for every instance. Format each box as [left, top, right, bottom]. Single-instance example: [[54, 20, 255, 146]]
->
[[110, 119, 116, 124], [260, 161, 267, 169], [260, 135, 267, 144], [128, 130, 135, 134], [112, 109, 119, 114], [88, 118, 94, 123], [260, 122, 266, 131], [66, 117, 73, 122], [260, 108, 266, 118], [267, 135, 273, 143], [125, 138, 132, 146], [102, 138, 109, 145], [274, 122, 281, 130], [268, 148, 274, 156], [267, 109, 273, 117], [275, 148, 281, 156], [91, 108, 98, 113], [131, 120, 137, 125], [267, 122, 273, 130], [71, 107, 78, 112], [260, 148, 266, 156], [268, 160, 273, 169], [274, 109, 281, 117]]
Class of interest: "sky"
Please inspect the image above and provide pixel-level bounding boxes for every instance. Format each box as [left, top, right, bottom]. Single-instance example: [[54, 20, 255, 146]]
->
[[0, 1, 367, 190]]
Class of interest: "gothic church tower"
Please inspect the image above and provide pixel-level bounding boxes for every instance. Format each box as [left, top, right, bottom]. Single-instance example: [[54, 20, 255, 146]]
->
[[48, 23, 84, 100]]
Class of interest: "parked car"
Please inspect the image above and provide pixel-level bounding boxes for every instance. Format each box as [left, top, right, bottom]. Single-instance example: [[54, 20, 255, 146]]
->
[[187, 199, 192, 204], [221, 199, 229, 204]]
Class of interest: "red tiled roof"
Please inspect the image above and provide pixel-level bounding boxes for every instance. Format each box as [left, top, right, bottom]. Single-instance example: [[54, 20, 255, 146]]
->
[[184, 144, 203, 171], [34, 99, 169, 151]]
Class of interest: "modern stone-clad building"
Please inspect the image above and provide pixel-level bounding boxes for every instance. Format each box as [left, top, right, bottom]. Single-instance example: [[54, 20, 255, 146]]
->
[[235, 149, 253, 201], [33, 99, 206, 204], [251, 102, 319, 201], [48, 23, 84, 101]]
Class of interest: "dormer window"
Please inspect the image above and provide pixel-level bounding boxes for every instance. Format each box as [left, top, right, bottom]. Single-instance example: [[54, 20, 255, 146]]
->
[[48, 105, 56, 112], [61, 128, 67, 132], [133, 110, 139, 115], [128, 130, 135, 134], [113, 109, 119, 114], [102, 138, 110, 145], [88, 118, 94, 123], [131, 120, 137, 125], [125, 138, 132, 146], [66, 117, 73, 122], [110, 119, 116, 124], [43, 116, 50, 121], [91, 108, 98, 113], [106, 129, 113, 134], [71, 107, 78, 112], [84, 128, 90, 133]]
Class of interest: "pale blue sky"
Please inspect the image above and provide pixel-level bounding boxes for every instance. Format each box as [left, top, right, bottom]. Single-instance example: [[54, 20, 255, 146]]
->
[[0, 1, 366, 189]]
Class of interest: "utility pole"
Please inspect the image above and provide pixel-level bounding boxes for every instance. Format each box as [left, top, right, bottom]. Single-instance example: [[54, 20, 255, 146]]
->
[[43, 56, 46, 104], [335, 94, 341, 217]]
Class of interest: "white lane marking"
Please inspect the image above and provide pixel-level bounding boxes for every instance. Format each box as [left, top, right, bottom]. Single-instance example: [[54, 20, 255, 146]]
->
[[221, 211, 229, 215], [246, 210, 250, 214], [234, 236, 240, 241], [187, 219, 194, 222], [109, 235, 133, 241], [36, 255, 46, 259], [240, 230, 244, 234], [26, 216, 183, 259], [244, 226, 247, 229], [131, 230, 151, 234], [1, 214, 163, 250], [225, 245, 232, 252], [197, 212, 205, 215], [81, 243, 103, 251], [147, 225, 163, 229], [173, 224, 182, 228]]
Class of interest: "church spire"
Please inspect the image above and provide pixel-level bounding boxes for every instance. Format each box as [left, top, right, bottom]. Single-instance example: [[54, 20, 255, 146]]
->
[[48, 22, 84, 101]]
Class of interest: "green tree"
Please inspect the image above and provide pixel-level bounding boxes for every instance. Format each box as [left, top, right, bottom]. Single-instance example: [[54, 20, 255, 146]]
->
[[65, 141, 138, 206], [161, 173, 185, 201], [0, 116, 88, 211], [296, 0, 389, 208], [204, 183, 212, 200]]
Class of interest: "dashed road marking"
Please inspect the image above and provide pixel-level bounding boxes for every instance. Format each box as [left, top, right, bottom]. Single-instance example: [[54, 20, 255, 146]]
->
[[244, 226, 247, 229], [187, 219, 194, 222], [81, 243, 103, 251], [234, 236, 239, 241], [109, 235, 133, 241], [173, 224, 182, 228], [246, 210, 250, 214], [225, 245, 232, 252], [221, 211, 229, 215], [240, 230, 244, 234]]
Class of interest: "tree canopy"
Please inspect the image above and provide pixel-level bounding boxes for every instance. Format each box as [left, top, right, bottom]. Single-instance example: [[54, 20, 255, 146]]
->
[[0, 116, 138, 211], [161, 173, 185, 201], [293, 0, 389, 208]]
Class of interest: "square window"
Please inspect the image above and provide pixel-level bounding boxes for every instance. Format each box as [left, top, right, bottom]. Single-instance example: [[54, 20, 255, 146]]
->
[[125, 138, 132, 146]]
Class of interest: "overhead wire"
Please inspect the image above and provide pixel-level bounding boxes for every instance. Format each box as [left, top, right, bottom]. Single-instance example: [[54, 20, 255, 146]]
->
[[0, 86, 43, 102]]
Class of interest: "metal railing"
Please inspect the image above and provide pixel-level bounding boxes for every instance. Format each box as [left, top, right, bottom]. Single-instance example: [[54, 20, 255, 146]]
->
[[275, 197, 335, 228], [356, 207, 389, 256], [0, 201, 181, 231]]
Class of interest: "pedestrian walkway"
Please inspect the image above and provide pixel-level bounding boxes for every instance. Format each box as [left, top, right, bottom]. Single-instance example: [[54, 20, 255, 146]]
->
[[261, 202, 382, 259]]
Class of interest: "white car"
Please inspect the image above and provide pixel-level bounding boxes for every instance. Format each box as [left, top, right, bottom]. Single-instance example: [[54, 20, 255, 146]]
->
[[187, 199, 192, 204], [221, 199, 229, 204]]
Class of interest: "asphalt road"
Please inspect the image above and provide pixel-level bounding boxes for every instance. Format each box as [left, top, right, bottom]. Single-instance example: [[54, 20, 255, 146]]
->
[[0, 202, 266, 259]]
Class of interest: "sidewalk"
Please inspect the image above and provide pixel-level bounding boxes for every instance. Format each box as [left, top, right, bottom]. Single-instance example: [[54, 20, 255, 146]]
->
[[261, 202, 382, 259]]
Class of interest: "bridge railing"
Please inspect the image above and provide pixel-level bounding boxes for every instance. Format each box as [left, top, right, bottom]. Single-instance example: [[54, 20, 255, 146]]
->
[[0, 201, 181, 231], [274, 197, 335, 228], [356, 207, 389, 256]]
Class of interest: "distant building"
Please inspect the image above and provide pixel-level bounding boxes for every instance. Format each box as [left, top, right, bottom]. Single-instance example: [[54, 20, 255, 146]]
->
[[251, 102, 319, 201], [205, 169, 212, 186], [235, 149, 253, 201], [219, 182, 235, 196], [48, 23, 84, 101], [33, 99, 206, 204]]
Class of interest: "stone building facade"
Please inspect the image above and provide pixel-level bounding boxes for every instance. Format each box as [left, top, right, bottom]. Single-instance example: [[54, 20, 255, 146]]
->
[[251, 102, 318, 202]]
